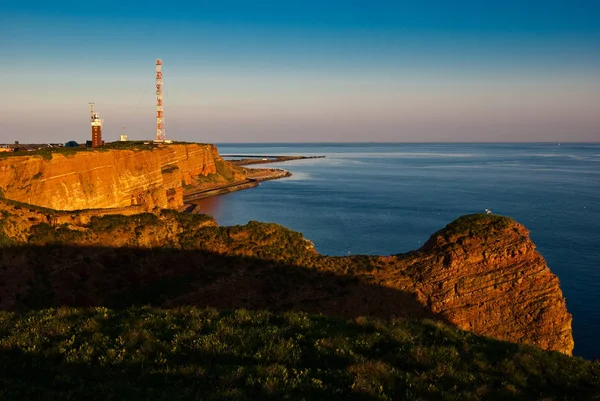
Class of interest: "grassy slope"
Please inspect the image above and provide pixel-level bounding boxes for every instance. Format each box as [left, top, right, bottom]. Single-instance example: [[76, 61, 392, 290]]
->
[[0, 307, 598, 401], [0, 207, 599, 399]]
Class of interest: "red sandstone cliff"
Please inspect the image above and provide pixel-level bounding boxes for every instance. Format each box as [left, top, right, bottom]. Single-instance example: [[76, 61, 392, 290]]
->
[[0, 199, 575, 355], [401, 215, 574, 355], [0, 144, 242, 211]]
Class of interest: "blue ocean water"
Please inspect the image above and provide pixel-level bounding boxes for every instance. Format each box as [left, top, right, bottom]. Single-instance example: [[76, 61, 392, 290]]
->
[[196, 143, 600, 359]]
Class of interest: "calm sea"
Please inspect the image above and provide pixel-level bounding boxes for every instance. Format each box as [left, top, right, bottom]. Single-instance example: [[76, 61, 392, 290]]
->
[[195, 143, 600, 360]]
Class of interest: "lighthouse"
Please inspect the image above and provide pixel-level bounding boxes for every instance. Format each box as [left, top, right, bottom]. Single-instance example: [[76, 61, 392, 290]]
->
[[89, 103, 103, 147]]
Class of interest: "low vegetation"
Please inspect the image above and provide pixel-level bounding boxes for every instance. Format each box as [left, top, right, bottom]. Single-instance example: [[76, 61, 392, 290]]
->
[[0, 196, 56, 215], [28, 223, 84, 245], [0, 146, 89, 160], [0, 307, 598, 400], [0, 141, 176, 160], [88, 213, 160, 232], [440, 213, 515, 239], [0, 201, 598, 399], [0, 211, 15, 247], [187, 159, 247, 187]]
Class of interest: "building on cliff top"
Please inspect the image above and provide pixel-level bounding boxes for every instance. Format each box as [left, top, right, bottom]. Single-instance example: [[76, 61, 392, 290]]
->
[[120, 125, 128, 142], [90, 102, 103, 147]]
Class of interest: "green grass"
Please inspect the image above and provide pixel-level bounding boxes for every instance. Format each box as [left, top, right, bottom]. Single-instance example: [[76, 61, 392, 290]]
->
[[28, 223, 85, 245], [192, 159, 242, 185], [101, 141, 155, 150], [0, 141, 178, 160], [0, 202, 597, 399], [0, 211, 15, 247], [215, 159, 237, 182], [88, 213, 159, 232], [438, 214, 515, 239], [0, 307, 597, 401], [159, 208, 215, 229], [0, 146, 83, 160]]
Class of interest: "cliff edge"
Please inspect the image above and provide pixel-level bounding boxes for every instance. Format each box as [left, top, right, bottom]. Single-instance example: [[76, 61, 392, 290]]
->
[[0, 143, 245, 211], [0, 199, 574, 355]]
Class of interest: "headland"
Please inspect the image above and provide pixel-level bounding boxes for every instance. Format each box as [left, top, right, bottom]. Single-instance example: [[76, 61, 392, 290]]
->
[[0, 195, 574, 355], [0, 142, 292, 212], [0, 142, 597, 399]]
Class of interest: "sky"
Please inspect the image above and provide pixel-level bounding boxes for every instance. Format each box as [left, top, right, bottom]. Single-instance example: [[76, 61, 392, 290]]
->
[[1, 1, 599, 143]]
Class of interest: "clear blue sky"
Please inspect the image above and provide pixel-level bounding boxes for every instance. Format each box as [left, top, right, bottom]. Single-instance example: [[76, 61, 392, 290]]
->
[[2, 1, 599, 142]]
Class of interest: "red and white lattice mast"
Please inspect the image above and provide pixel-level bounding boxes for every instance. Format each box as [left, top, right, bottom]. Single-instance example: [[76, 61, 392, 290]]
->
[[155, 58, 165, 141]]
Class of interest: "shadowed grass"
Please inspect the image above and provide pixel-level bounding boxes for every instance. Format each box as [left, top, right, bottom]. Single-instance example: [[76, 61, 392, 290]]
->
[[0, 307, 598, 401], [0, 201, 596, 399]]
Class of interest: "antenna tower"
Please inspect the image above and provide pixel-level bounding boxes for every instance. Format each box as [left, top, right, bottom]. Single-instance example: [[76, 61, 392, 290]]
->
[[155, 59, 165, 141]]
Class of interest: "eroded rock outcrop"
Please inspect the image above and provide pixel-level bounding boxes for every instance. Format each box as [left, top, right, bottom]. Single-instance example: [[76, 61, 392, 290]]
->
[[0, 200, 574, 355], [403, 215, 574, 355], [0, 144, 244, 211]]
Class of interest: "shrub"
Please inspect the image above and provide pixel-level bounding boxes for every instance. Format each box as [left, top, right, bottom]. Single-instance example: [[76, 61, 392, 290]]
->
[[28, 223, 84, 245]]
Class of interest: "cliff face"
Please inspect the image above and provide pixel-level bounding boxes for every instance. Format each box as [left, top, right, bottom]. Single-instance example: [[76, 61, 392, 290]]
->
[[0, 200, 574, 355], [0, 144, 242, 211], [403, 215, 574, 355]]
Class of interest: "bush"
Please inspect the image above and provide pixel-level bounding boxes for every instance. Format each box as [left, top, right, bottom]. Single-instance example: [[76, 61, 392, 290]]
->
[[28, 223, 84, 245], [88, 213, 159, 232]]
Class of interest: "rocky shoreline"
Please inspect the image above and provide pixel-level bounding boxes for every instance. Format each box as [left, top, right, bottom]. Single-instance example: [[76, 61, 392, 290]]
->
[[182, 168, 291, 206], [226, 155, 325, 166]]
